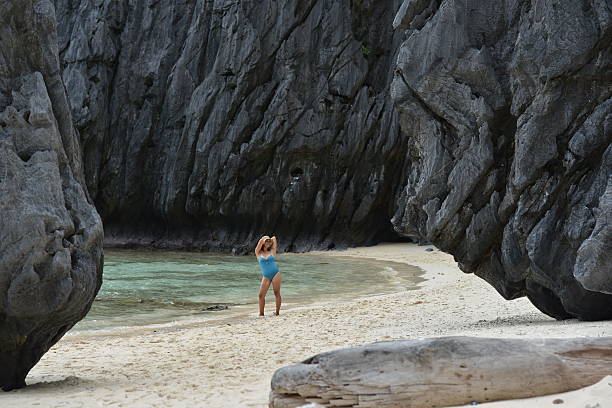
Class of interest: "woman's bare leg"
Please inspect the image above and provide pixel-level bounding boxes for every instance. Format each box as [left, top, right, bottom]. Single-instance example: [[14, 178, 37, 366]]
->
[[259, 277, 271, 316], [272, 273, 282, 315]]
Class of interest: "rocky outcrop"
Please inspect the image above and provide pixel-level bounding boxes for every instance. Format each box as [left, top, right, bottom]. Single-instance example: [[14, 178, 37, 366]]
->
[[0, 0, 608, 391], [390, 0, 612, 320], [54, 0, 408, 252], [52, 0, 611, 319], [0, 0, 103, 390]]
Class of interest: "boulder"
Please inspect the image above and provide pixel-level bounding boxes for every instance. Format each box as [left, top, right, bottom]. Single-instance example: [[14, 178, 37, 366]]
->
[[0, 0, 103, 390], [390, 0, 612, 320]]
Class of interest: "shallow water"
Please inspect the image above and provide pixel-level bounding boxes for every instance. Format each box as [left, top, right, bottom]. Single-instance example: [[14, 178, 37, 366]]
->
[[73, 249, 423, 332]]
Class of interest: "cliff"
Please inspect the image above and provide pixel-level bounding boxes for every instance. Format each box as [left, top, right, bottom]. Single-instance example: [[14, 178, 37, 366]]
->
[[0, 2, 610, 391], [55, 0, 408, 252], [54, 0, 611, 320]]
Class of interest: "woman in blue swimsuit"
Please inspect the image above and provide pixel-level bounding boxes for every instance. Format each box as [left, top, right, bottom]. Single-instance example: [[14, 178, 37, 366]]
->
[[255, 235, 281, 316]]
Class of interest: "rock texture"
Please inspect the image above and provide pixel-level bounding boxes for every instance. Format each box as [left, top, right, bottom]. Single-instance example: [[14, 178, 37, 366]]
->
[[0, 0, 103, 390], [54, 0, 408, 252], [48, 0, 612, 319], [390, 0, 612, 320], [0, 0, 608, 391]]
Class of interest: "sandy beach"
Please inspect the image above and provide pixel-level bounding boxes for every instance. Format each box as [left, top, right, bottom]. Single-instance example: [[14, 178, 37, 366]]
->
[[3, 243, 612, 407]]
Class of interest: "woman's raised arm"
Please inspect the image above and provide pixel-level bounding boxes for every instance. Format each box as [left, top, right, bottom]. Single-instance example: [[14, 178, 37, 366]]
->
[[255, 235, 268, 257], [271, 236, 278, 256]]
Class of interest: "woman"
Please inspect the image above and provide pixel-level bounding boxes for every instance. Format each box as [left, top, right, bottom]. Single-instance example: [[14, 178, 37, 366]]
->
[[255, 235, 281, 316]]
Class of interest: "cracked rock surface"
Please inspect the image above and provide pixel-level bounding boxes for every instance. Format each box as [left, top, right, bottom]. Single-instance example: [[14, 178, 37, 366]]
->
[[390, 0, 612, 320], [55, 0, 407, 252], [54, 0, 611, 319], [0, 0, 103, 390], [0, 2, 607, 375]]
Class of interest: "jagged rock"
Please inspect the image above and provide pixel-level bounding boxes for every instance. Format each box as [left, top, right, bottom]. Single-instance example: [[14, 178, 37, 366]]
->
[[392, 0, 441, 30], [574, 181, 612, 295], [0, 0, 609, 394], [0, 0, 103, 390], [50, 0, 612, 319], [203, 305, 229, 311], [54, 0, 408, 253], [390, 0, 612, 320]]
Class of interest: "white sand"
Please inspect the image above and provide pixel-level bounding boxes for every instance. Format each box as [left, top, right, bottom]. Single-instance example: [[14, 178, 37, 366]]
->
[[4, 243, 612, 407]]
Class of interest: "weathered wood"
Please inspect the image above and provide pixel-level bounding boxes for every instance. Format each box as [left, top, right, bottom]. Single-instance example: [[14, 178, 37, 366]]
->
[[269, 336, 612, 408]]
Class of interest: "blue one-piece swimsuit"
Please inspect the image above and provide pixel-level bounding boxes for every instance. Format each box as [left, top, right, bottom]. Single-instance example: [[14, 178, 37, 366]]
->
[[258, 255, 279, 280]]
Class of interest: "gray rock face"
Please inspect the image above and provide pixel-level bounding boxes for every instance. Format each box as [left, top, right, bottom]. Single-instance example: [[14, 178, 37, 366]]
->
[[49, 0, 611, 320], [390, 0, 612, 320], [0, 0, 608, 392], [54, 0, 407, 252], [0, 0, 103, 390]]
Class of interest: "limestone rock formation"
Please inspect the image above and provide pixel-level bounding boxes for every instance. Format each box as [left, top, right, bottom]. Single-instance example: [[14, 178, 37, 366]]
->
[[52, 0, 611, 319], [0, 0, 103, 390], [390, 0, 612, 320], [0, 0, 609, 392], [45, 0, 612, 319], [54, 0, 408, 252]]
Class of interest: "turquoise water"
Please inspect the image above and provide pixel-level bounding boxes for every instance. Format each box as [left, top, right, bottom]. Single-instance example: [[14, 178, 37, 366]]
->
[[73, 249, 423, 332]]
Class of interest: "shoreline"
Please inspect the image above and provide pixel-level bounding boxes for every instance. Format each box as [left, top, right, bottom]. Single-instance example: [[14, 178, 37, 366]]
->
[[68, 252, 424, 339], [4, 243, 612, 408]]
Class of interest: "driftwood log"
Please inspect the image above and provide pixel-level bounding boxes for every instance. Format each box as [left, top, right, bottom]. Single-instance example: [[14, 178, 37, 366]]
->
[[269, 336, 612, 408]]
